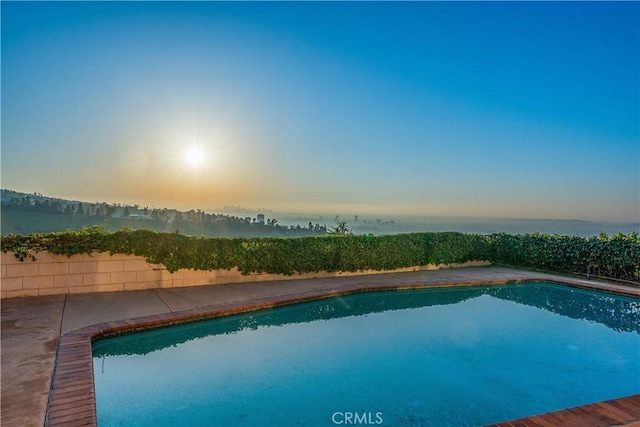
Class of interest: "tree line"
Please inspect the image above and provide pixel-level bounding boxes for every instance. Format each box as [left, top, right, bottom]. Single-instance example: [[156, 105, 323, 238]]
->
[[0, 191, 327, 237]]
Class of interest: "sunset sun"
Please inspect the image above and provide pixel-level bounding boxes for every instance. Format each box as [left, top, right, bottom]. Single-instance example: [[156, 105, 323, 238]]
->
[[184, 147, 205, 169]]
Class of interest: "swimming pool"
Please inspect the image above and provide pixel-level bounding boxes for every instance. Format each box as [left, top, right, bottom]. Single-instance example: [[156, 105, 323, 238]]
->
[[92, 282, 639, 426]]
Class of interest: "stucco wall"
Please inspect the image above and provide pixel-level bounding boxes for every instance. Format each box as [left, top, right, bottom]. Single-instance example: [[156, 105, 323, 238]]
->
[[0, 251, 490, 298]]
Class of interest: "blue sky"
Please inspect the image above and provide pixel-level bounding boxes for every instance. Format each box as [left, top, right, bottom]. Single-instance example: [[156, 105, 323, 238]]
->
[[2, 1, 638, 222]]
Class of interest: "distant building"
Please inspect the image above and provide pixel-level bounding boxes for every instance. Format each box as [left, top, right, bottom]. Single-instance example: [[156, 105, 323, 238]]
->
[[257, 213, 265, 224], [354, 215, 359, 222]]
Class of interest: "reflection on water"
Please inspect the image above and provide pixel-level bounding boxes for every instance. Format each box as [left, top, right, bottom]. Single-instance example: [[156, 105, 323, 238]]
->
[[93, 282, 639, 427], [93, 282, 639, 357]]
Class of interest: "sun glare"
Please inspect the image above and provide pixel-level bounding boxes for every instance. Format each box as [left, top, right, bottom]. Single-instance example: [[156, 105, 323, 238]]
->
[[184, 147, 205, 168]]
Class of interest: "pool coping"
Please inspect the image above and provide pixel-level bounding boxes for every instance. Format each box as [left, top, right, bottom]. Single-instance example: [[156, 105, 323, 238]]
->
[[45, 275, 640, 426]]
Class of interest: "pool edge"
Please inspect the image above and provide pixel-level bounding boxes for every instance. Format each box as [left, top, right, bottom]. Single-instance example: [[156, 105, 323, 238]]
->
[[45, 276, 640, 427]]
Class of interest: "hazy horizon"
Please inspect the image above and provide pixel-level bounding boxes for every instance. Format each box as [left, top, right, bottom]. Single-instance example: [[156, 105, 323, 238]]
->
[[3, 187, 638, 239], [8, 186, 640, 224], [2, 2, 639, 223], [4, 187, 639, 231]]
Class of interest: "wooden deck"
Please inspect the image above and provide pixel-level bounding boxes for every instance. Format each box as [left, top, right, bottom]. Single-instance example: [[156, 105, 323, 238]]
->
[[489, 394, 640, 427]]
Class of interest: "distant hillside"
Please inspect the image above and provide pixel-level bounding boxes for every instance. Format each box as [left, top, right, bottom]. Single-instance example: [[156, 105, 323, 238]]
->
[[0, 190, 326, 237]]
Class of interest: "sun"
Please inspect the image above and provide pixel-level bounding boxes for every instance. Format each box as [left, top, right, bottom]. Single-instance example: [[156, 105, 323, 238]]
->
[[184, 147, 205, 168]]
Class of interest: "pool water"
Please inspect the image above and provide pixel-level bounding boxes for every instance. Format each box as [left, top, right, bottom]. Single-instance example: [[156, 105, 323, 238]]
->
[[93, 283, 640, 426]]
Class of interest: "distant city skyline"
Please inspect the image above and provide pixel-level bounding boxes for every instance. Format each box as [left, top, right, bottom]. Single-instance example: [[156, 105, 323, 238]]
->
[[2, 2, 638, 222]]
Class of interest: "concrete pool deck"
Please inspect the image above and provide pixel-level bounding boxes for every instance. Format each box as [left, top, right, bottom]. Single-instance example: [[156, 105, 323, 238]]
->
[[1, 265, 639, 426]]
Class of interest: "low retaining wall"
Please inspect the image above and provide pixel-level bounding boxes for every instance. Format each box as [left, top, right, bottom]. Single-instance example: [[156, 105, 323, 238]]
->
[[0, 251, 490, 298]]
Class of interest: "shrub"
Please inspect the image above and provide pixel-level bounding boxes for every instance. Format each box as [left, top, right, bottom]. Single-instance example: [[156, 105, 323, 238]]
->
[[2, 227, 638, 282], [0, 227, 489, 274], [488, 232, 640, 282]]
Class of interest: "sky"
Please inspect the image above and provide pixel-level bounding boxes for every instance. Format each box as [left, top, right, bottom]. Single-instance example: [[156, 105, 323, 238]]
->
[[2, 1, 639, 222]]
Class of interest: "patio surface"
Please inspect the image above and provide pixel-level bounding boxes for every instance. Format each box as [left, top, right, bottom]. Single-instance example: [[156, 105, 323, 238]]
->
[[1, 265, 639, 426]]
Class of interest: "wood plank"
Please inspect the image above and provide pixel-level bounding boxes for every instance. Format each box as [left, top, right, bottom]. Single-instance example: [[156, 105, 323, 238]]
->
[[492, 395, 640, 427]]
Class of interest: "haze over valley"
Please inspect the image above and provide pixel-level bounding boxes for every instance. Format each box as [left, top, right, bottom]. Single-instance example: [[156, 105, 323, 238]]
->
[[2, 190, 637, 238]]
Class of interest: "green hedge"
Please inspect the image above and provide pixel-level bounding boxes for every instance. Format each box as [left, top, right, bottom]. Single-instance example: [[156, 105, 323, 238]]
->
[[0, 227, 490, 274], [1, 227, 638, 282], [489, 232, 640, 283]]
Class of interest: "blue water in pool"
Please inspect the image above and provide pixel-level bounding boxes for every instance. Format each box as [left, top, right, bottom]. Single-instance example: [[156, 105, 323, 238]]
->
[[93, 283, 640, 426]]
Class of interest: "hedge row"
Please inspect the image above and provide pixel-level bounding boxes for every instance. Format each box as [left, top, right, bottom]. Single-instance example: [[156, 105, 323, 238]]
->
[[1, 227, 638, 282], [0, 228, 490, 274], [490, 232, 640, 283]]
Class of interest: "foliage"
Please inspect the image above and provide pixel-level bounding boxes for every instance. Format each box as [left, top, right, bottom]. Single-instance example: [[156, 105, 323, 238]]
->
[[327, 220, 352, 235], [1, 228, 638, 282], [489, 232, 640, 282], [0, 227, 491, 274], [0, 203, 326, 238], [0, 227, 107, 261]]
